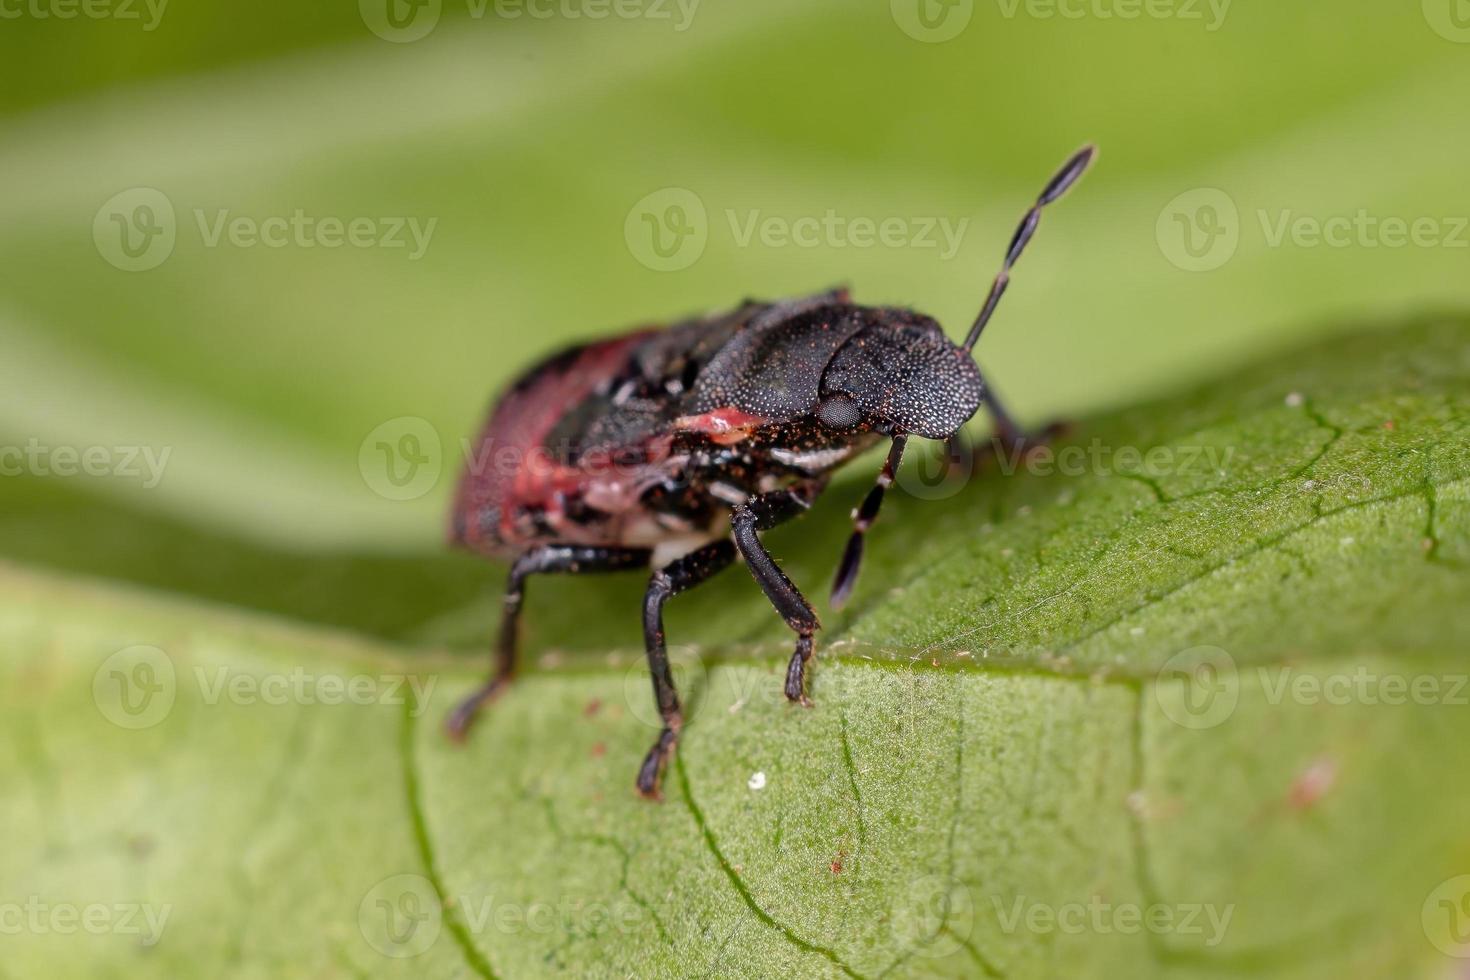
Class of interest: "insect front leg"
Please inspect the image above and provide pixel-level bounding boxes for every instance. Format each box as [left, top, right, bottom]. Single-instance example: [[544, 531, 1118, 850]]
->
[[446, 545, 650, 741], [731, 482, 825, 707], [638, 540, 736, 800], [831, 437, 907, 609]]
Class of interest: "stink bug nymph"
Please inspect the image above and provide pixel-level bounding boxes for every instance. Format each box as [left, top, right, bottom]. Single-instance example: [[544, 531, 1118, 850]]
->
[[446, 146, 1096, 798]]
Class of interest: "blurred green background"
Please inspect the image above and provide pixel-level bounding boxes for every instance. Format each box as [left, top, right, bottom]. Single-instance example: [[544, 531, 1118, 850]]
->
[[4, 6, 1470, 978], [1, 0, 1467, 588]]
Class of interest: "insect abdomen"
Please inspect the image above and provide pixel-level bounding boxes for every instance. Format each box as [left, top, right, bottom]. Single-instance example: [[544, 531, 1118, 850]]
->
[[450, 332, 654, 555]]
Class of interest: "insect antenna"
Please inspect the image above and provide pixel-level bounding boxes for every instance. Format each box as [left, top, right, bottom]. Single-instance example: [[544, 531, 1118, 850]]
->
[[831, 147, 1095, 608], [962, 144, 1096, 353]]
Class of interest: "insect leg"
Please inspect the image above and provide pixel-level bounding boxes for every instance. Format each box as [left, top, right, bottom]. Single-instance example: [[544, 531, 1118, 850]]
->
[[979, 376, 1067, 461], [731, 482, 825, 706], [446, 545, 650, 741], [637, 540, 737, 799], [830, 437, 907, 610]]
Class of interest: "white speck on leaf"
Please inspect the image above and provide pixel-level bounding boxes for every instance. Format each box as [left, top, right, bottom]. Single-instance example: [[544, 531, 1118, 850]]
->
[[748, 771, 766, 791], [1285, 391, 1305, 407]]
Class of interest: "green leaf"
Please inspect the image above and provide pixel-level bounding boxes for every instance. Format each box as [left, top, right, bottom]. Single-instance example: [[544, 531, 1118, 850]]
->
[[4, 317, 1467, 978]]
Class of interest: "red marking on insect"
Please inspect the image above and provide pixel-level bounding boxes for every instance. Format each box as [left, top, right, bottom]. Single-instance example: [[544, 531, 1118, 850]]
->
[[674, 407, 769, 445], [830, 850, 846, 875]]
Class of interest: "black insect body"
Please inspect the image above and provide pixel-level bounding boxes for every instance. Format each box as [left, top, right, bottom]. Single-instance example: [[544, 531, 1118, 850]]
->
[[447, 146, 1096, 798]]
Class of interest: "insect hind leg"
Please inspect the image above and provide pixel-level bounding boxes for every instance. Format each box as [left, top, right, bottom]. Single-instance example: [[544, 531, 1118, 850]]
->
[[446, 545, 650, 741], [637, 540, 737, 799]]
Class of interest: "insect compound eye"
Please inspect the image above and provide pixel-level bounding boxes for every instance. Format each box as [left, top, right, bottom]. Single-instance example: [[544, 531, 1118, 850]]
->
[[817, 394, 862, 429]]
